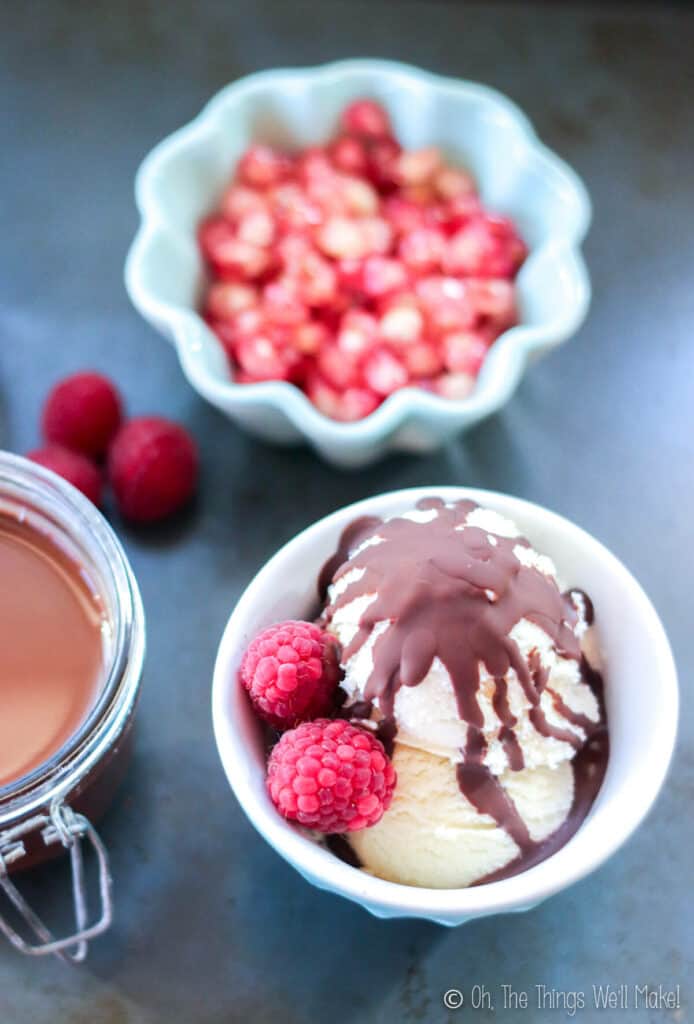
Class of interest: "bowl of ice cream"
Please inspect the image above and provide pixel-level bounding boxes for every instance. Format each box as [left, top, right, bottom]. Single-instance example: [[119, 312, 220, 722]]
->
[[212, 488, 677, 924], [126, 59, 591, 468]]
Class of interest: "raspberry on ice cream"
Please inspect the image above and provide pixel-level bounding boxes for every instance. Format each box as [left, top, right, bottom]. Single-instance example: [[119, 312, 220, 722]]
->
[[108, 416, 198, 523], [267, 719, 396, 833], [42, 372, 122, 458], [239, 620, 340, 730], [28, 445, 103, 506]]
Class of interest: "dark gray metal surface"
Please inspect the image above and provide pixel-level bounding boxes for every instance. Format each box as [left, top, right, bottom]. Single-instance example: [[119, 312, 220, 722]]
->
[[1, 2, 692, 1021]]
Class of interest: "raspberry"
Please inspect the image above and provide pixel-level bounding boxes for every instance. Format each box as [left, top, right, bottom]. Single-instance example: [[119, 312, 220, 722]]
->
[[267, 718, 396, 832], [108, 417, 198, 523], [42, 372, 122, 458], [240, 621, 340, 730], [28, 446, 103, 506], [339, 99, 392, 140]]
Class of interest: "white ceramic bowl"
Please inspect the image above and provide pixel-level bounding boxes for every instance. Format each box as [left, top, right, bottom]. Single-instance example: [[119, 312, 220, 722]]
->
[[126, 60, 591, 468], [212, 487, 678, 925]]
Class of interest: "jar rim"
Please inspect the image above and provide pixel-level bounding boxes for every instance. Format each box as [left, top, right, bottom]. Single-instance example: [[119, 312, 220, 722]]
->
[[0, 451, 145, 827]]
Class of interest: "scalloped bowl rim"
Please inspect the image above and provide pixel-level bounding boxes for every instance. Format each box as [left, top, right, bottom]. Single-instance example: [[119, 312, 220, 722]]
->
[[125, 59, 592, 445]]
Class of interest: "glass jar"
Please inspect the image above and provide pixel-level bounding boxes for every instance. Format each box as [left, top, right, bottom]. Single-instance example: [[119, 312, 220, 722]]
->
[[0, 452, 145, 961]]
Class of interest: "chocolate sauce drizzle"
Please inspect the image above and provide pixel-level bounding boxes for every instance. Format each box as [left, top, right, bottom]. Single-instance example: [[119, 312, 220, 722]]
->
[[320, 498, 609, 883]]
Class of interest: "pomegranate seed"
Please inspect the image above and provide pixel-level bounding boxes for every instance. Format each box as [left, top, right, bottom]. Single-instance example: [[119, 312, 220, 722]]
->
[[444, 214, 527, 278], [316, 216, 367, 260], [398, 227, 446, 275], [382, 196, 427, 236], [338, 176, 379, 217], [198, 218, 272, 280], [233, 307, 266, 337], [363, 347, 409, 396], [379, 302, 423, 346], [366, 137, 401, 191], [445, 194, 483, 231], [337, 310, 378, 355], [401, 183, 437, 206], [238, 144, 293, 189], [335, 388, 381, 421], [329, 136, 370, 175], [295, 251, 339, 307], [403, 340, 444, 378], [237, 208, 276, 248], [336, 258, 365, 295], [236, 334, 295, 381], [442, 330, 489, 375], [262, 278, 307, 326], [205, 281, 258, 320], [360, 217, 394, 256], [208, 319, 238, 360], [221, 184, 266, 222], [275, 232, 314, 267], [432, 372, 476, 400], [467, 278, 518, 331], [292, 321, 330, 355], [339, 99, 392, 140], [297, 147, 335, 183], [361, 257, 408, 299], [434, 166, 476, 201], [416, 276, 475, 333], [395, 147, 442, 187], [317, 343, 361, 389]]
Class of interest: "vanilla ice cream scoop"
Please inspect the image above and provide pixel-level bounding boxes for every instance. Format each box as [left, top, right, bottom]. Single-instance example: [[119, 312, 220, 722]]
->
[[349, 744, 574, 888], [321, 498, 600, 774], [318, 497, 607, 888]]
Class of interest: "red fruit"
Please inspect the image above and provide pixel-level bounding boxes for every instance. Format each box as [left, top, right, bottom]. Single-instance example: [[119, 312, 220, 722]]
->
[[363, 347, 409, 396], [398, 227, 446, 275], [361, 256, 408, 299], [366, 136, 401, 191], [237, 144, 292, 189], [262, 278, 307, 326], [221, 184, 266, 222], [443, 214, 527, 279], [108, 417, 198, 523], [403, 340, 444, 378], [205, 281, 258, 321], [339, 99, 392, 140], [240, 620, 340, 730], [28, 446, 103, 506], [395, 147, 442, 187], [434, 166, 476, 201], [236, 208, 276, 248], [416, 275, 476, 334], [337, 310, 378, 355], [442, 330, 489, 376], [198, 217, 271, 280], [42, 372, 122, 458], [236, 332, 298, 382], [267, 718, 396, 832], [432, 372, 476, 400], [317, 343, 361, 390], [329, 135, 370, 176], [291, 320, 330, 355], [379, 300, 424, 346]]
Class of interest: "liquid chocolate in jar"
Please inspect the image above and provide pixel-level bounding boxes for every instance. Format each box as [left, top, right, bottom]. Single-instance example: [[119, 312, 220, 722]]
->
[[0, 514, 106, 789]]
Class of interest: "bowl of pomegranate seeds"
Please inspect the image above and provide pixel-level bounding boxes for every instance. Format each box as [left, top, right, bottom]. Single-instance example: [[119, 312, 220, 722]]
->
[[126, 60, 590, 467]]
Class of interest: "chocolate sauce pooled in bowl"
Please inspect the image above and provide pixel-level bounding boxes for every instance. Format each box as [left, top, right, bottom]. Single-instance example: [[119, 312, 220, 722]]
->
[[320, 498, 608, 884]]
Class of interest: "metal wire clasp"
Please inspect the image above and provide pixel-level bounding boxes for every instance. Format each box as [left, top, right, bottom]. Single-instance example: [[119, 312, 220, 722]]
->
[[0, 800, 113, 962]]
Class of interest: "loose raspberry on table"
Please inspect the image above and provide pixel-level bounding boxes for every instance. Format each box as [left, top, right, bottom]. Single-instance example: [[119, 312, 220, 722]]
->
[[267, 718, 397, 833], [108, 416, 198, 523], [42, 372, 122, 458], [240, 621, 340, 730], [28, 445, 103, 506]]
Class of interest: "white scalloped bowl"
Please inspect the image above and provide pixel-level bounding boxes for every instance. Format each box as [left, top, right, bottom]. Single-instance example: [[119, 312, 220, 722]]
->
[[212, 487, 678, 925], [126, 60, 591, 468]]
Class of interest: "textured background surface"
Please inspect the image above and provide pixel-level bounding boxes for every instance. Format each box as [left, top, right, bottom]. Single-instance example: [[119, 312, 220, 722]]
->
[[0, 2, 692, 1021]]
